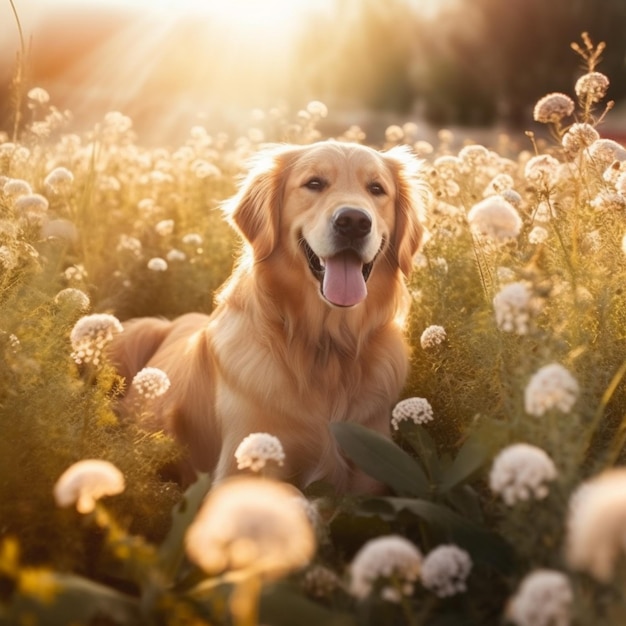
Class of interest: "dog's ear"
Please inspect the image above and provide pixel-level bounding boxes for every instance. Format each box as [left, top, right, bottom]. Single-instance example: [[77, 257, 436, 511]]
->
[[384, 146, 428, 276], [222, 146, 291, 261]]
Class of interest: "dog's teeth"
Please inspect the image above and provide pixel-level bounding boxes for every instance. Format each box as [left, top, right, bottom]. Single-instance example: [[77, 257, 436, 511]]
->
[[320, 258, 326, 268]]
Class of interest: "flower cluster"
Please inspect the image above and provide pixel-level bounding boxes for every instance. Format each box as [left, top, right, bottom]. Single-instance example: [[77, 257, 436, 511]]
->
[[53, 460, 125, 514], [185, 477, 315, 580], [507, 569, 573, 626], [533, 92, 575, 124], [420, 544, 472, 597], [70, 313, 124, 367], [419, 324, 447, 350], [467, 195, 522, 242], [234, 432, 286, 472], [349, 535, 422, 602], [524, 363, 579, 417], [493, 281, 532, 335], [565, 468, 626, 581], [131, 367, 171, 399], [391, 397, 434, 430], [489, 443, 557, 506], [575, 71, 610, 104]]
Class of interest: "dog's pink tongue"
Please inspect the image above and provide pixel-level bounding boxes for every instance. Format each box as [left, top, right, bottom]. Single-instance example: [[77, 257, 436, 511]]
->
[[322, 251, 367, 307]]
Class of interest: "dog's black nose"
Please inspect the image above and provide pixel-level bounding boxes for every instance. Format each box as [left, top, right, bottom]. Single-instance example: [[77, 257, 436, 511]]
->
[[333, 207, 372, 239]]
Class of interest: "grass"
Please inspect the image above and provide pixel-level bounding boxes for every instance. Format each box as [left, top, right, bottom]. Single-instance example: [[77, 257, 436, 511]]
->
[[2, 31, 626, 626]]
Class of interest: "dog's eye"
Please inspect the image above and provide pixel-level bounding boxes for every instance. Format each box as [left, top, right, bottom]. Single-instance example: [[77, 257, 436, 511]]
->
[[368, 182, 387, 196], [303, 177, 327, 192]]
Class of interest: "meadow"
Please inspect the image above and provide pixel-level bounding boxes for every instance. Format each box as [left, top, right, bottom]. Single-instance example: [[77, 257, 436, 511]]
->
[[2, 33, 626, 625]]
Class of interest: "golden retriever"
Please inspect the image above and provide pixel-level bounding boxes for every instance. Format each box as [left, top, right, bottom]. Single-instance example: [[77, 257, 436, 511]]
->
[[108, 140, 426, 493]]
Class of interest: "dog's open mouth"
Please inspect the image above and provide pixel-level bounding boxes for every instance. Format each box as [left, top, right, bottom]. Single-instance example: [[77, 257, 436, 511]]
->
[[303, 239, 376, 307]]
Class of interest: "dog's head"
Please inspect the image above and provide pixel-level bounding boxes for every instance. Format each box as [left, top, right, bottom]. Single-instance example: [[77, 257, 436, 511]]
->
[[223, 141, 426, 308]]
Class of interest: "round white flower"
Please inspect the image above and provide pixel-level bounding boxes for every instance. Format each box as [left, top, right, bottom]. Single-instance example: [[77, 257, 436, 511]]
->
[[185, 477, 315, 580], [132, 367, 171, 399], [489, 443, 557, 506], [349, 535, 422, 602], [54, 459, 125, 514], [528, 225, 549, 244], [234, 433, 285, 472], [70, 313, 123, 367], [421, 544, 472, 597], [493, 281, 532, 335], [44, 166, 74, 192], [391, 397, 434, 430], [524, 363, 579, 417], [562, 123, 600, 154], [566, 468, 626, 582], [533, 92, 575, 124], [420, 325, 447, 350], [575, 71, 610, 104], [467, 196, 522, 242], [54, 288, 91, 312], [147, 257, 168, 272], [524, 154, 560, 188], [507, 569, 573, 626]]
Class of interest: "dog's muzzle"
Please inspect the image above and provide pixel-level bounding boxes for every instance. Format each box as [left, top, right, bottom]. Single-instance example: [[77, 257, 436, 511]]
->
[[303, 207, 379, 308]]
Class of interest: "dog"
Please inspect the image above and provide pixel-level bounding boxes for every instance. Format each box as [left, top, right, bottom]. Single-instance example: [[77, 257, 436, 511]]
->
[[108, 140, 426, 493]]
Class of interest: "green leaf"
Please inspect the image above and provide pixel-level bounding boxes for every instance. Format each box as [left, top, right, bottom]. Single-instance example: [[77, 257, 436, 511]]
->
[[386, 497, 515, 572], [397, 422, 442, 481], [260, 581, 356, 626], [157, 473, 213, 583], [331, 423, 430, 497], [7, 572, 140, 624], [439, 434, 488, 492]]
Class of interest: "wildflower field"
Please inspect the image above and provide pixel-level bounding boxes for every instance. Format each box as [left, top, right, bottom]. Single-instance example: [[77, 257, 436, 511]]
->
[[3, 33, 626, 625]]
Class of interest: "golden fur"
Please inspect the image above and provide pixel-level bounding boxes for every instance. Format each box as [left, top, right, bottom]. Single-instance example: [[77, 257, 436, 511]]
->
[[108, 141, 426, 493]]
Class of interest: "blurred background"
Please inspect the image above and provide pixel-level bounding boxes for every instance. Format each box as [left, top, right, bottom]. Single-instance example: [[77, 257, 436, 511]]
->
[[1, 0, 626, 145]]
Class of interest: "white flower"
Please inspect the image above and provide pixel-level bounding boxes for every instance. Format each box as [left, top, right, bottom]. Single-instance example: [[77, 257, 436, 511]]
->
[[391, 397, 434, 430], [53, 460, 125, 514], [306, 100, 328, 118], [467, 196, 522, 242], [166, 248, 186, 262], [533, 92, 575, 124], [493, 281, 532, 335], [117, 234, 143, 256], [182, 233, 203, 247], [575, 71, 610, 104], [420, 325, 447, 350], [489, 443, 557, 506], [54, 288, 90, 312], [185, 477, 315, 580], [507, 569, 573, 626], [524, 363, 579, 417], [528, 225, 549, 244], [132, 367, 171, 399], [70, 313, 123, 366], [147, 257, 168, 272], [565, 468, 626, 582], [2, 178, 32, 200], [234, 433, 285, 472], [27, 87, 50, 105], [44, 167, 74, 192], [524, 154, 560, 188], [587, 138, 626, 166], [349, 535, 422, 602], [302, 565, 342, 597], [13, 193, 49, 214], [562, 123, 600, 154], [459, 144, 490, 168], [421, 544, 472, 597], [155, 219, 174, 237], [591, 191, 626, 212]]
